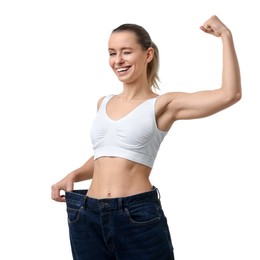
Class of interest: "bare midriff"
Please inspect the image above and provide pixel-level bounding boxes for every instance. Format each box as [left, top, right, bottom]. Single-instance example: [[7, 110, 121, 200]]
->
[[86, 157, 153, 199]]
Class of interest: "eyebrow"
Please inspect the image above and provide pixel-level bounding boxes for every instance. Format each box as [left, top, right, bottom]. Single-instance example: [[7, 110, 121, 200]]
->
[[108, 47, 133, 52]]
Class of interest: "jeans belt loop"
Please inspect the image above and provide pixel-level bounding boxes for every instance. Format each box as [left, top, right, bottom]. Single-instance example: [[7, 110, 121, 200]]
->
[[118, 198, 123, 214]]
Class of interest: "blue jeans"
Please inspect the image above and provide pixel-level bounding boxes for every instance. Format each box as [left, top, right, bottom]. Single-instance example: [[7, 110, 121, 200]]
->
[[65, 187, 174, 260]]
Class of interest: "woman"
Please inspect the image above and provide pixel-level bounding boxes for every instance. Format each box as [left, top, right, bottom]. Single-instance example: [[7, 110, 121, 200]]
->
[[51, 15, 241, 259]]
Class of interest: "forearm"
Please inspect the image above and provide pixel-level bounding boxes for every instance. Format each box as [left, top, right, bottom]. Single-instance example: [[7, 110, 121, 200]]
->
[[221, 29, 242, 102], [69, 155, 94, 183]]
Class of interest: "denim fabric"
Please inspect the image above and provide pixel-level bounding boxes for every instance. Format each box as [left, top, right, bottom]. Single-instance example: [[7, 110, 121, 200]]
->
[[65, 187, 174, 260]]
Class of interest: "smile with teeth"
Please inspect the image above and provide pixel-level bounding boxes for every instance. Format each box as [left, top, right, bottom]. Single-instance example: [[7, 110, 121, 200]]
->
[[117, 67, 130, 73]]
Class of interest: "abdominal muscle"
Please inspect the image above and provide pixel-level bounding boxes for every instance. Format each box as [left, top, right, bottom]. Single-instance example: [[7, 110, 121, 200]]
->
[[86, 157, 153, 199]]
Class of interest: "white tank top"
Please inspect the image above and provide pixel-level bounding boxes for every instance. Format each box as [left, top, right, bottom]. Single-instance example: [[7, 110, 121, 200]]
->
[[90, 94, 168, 168]]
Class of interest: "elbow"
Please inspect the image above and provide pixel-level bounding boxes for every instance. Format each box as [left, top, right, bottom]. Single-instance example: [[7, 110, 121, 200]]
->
[[227, 88, 242, 106], [234, 86, 242, 103]]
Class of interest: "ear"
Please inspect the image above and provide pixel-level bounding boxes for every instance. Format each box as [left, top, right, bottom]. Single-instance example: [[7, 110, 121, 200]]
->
[[146, 47, 154, 63]]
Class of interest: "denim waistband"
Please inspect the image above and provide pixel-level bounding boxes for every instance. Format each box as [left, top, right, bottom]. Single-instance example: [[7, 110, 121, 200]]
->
[[65, 187, 160, 211]]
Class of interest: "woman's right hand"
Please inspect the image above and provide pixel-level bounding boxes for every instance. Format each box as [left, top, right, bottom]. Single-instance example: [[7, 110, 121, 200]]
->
[[51, 156, 94, 202], [51, 175, 74, 202]]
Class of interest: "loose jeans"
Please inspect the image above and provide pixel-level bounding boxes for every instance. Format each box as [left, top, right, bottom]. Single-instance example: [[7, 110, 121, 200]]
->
[[65, 187, 174, 260]]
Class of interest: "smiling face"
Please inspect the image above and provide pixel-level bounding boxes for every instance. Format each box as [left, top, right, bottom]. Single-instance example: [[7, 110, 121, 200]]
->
[[108, 31, 153, 85]]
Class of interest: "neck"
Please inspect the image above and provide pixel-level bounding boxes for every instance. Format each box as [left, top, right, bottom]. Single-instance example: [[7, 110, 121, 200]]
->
[[119, 84, 156, 101]]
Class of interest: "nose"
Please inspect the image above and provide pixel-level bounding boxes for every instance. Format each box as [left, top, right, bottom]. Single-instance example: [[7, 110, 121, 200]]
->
[[115, 53, 124, 64]]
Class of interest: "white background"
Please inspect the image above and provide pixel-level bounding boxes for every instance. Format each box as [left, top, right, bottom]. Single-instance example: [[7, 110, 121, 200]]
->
[[0, 0, 259, 259]]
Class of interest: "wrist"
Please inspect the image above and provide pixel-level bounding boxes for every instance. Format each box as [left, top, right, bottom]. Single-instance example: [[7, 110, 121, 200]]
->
[[220, 28, 232, 40]]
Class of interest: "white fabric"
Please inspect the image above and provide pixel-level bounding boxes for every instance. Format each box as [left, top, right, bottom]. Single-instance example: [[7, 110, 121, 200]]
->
[[90, 94, 168, 168]]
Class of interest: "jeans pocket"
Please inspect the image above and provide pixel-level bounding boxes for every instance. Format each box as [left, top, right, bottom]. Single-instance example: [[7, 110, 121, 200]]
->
[[66, 205, 83, 224], [125, 202, 161, 225]]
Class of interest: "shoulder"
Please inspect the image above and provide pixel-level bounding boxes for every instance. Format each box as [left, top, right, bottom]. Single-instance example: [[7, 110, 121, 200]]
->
[[96, 94, 115, 110], [97, 96, 106, 110], [155, 92, 186, 121], [156, 92, 181, 109]]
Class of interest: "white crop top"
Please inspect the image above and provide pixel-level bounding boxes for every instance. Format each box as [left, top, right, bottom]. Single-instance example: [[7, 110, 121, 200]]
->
[[90, 94, 168, 168]]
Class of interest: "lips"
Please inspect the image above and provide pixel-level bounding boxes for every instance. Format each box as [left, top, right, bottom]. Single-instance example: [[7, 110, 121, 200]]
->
[[116, 66, 131, 73]]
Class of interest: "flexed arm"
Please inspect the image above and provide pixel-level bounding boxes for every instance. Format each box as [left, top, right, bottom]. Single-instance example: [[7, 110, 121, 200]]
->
[[157, 15, 242, 131], [200, 15, 242, 103]]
